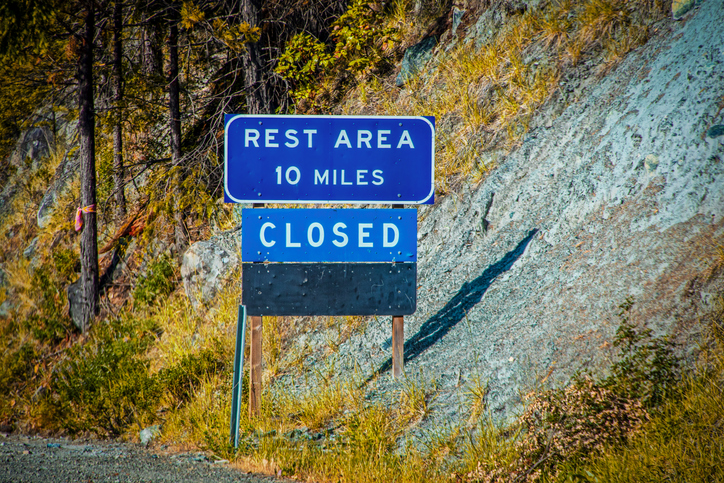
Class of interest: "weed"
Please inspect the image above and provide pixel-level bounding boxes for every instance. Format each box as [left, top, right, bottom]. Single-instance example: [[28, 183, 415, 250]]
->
[[133, 254, 177, 307], [463, 373, 488, 427], [465, 299, 682, 482], [276, 379, 348, 432], [159, 346, 227, 408], [460, 416, 521, 482], [606, 298, 680, 408], [160, 372, 234, 456], [537, 0, 574, 49], [51, 246, 80, 282], [398, 371, 437, 426], [40, 317, 161, 436], [23, 264, 76, 344], [344, 404, 399, 460], [0, 343, 39, 424], [263, 316, 285, 380], [577, 0, 633, 48], [556, 302, 724, 482]]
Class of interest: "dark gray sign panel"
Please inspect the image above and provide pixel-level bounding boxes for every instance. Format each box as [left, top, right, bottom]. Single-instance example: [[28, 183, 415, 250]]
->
[[242, 262, 416, 316]]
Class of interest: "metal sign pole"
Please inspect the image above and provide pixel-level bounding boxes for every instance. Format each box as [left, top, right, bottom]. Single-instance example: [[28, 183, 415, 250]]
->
[[392, 203, 405, 379], [230, 305, 247, 448]]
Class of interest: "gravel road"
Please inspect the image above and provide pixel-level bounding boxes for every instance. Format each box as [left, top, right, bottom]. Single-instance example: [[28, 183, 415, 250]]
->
[[0, 434, 292, 483]]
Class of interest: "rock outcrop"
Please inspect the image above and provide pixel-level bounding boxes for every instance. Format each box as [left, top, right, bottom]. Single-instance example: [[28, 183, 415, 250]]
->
[[181, 229, 240, 310], [324, 0, 724, 425]]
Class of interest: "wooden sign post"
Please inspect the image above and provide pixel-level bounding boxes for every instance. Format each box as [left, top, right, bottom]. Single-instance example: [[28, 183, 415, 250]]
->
[[248, 315, 262, 417], [392, 315, 404, 379]]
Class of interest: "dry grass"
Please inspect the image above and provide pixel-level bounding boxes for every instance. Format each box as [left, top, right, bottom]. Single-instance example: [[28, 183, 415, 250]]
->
[[337, 0, 664, 195], [397, 371, 437, 426]]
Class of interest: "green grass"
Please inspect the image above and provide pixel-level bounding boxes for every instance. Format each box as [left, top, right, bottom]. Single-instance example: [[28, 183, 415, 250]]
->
[[555, 314, 724, 483]]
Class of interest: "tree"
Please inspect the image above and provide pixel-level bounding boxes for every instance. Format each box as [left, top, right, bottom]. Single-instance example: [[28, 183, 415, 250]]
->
[[168, 7, 188, 257], [112, 0, 126, 221], [0, 0, 101, 332], [75, 0, 100, 333], [238, 0, 347, 114]]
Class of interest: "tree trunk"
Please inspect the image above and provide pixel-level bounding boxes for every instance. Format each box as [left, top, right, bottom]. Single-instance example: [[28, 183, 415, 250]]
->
[[78, 0, 98, 333], [113, 0, 126, 221], [241, 0, 271, 114], [142, 22, 162, 78], [168, 17, 187, 258]]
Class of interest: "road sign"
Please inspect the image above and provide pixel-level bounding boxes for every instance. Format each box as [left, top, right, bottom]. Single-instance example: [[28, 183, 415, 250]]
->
[[224, 115, 435, 204], [242, 208, 417, 262], [242, 262, 416, 316]]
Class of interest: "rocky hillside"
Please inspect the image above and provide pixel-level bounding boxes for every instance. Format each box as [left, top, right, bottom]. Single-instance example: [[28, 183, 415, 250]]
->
[[259, 0, 724, 426]]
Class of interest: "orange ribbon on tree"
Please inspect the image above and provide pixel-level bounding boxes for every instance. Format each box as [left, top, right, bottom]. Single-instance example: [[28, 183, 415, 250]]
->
[[74, 204, 96, 232]]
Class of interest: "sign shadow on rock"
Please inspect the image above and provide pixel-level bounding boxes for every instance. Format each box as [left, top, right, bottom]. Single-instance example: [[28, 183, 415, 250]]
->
[[369, 228, 539, 380]]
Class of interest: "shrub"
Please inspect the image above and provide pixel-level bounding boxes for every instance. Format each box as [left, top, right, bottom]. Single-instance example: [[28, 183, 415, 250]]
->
[[276, 0, 400, 111], [158, 346, 227, 407], [0, 343, 39, 423], [24, 264, 76, 344], [468, 299, 681, 482], [42, 317, 161, 436], [133, 255, 177, 306]]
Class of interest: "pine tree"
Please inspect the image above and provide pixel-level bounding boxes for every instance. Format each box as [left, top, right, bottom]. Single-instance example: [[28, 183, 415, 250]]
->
[[0, 0, 101, 332], [112, 0, 126, 221]]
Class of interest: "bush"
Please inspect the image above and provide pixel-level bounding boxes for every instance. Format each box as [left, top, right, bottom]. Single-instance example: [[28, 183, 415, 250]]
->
[[133, 255, 177, 306], [0, 343, 38, 422], [276, 0, 400, 111], [42, 317, 161, 436], [24, 264, 76, 344], [468, 299, 681, 482], [159, 346, 227, 407]]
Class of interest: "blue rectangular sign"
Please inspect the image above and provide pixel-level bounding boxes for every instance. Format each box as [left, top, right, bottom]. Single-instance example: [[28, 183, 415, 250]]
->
[[242, 208, 417, 262], [225, 115, 435, 204]]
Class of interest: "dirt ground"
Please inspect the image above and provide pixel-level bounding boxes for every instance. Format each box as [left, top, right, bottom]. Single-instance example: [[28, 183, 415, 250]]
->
[[0, 433, 292, 483]]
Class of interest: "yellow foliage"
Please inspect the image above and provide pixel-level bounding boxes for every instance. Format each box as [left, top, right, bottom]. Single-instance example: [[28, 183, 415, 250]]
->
[[181, 1, 206, 30]]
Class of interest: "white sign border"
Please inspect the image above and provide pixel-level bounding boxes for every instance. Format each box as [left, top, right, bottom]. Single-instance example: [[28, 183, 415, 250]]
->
[[224, 114, 436, 205]]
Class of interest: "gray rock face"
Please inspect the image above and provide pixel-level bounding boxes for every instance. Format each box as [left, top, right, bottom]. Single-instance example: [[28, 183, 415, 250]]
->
[[9, 125, 53, 169], [396, 36, 438, 87], [22, 236, 39, 260], [325, 0, 724, 426], [37, 150, 79, 229], [451, 7, 466, 37], [181, 229, 240, 309]]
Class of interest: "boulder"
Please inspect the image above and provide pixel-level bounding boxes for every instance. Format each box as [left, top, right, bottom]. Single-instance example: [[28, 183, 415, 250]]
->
[[180, 229, 240, 309], [66, 279, 84, 331], [672, 0, 696, 19], [707, 124, 724, 138], [395, 36, 438, 87], [139, 424, 161, 446]]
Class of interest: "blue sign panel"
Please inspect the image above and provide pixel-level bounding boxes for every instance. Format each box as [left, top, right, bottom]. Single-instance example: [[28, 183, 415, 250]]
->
[[225, 115, 435, 204], [242, 209, 417, 262]]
